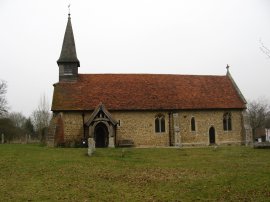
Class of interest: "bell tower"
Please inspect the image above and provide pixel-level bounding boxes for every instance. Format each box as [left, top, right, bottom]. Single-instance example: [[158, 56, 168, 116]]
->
[[57, 13, 80, 82]]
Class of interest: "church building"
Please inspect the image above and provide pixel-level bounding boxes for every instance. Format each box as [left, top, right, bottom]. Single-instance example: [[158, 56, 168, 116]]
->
[[49, 14, 247, 147]]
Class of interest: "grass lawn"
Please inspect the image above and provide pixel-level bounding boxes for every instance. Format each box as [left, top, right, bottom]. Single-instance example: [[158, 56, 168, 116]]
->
[[0, 144, 269, 201]]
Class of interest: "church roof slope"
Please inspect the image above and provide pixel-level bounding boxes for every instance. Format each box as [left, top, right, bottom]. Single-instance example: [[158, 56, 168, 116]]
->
[[51, 74, 246, 111]]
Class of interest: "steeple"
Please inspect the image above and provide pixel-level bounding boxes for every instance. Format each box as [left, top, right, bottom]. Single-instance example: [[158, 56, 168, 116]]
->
[[57, 13, 80, 82]]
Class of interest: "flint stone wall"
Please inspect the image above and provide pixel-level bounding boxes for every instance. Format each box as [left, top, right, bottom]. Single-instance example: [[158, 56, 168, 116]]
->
[[177, 110, 244, 146], [51, 109, 244, 147]]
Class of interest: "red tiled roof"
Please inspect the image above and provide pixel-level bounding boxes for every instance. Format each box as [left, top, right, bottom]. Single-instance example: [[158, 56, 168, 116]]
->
[[51, 74, 246, 111]]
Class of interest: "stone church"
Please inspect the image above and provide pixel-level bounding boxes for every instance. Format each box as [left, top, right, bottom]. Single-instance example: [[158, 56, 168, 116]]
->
[[49, 14, 247, 147]]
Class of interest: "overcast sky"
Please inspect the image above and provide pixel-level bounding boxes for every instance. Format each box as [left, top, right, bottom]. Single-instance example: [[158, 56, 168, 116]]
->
[[0, 0, 270, 117]]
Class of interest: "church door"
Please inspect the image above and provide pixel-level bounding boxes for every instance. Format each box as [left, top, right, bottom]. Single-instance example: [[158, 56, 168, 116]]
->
[[94, 123, 109, 148], [209, 126, 216, 145]]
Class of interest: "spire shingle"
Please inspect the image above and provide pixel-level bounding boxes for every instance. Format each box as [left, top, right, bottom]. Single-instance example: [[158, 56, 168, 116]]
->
[[57, 15, 80, 66]]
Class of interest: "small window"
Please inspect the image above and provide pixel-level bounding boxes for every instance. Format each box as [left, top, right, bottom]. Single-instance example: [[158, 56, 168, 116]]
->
[[191, 117, 196, 131], [118, 120, 121, 127], [155, 114, 165, 133], [223, 112, 232, 131], [64, 68, 73, 75]]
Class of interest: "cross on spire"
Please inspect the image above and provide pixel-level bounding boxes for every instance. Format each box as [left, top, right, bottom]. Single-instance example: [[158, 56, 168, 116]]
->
[[226, 64, 230, 76]]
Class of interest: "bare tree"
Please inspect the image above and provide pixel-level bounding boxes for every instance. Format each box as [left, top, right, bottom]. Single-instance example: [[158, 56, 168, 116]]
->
[[247, 98, 270, 142], [31, 94, 51, 144], [24, 118, 35, 138], [8, 112, 27, 129], [0, 118, 20, 142], [0, 80, 8, 116], [259, 39, 270, 58], [265, 116, 270, 129]]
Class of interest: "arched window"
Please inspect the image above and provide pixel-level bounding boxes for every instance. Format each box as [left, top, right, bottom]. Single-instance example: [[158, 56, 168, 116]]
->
[[191, 117, 196, 131], [161, 117, 165, 132], [223, 112, 232, 131], [155, 114, 165, 133], [155, 118, 160, 132]]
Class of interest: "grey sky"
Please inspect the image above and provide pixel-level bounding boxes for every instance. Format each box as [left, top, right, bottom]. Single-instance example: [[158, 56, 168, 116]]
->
[[0, 0, 270, 117]]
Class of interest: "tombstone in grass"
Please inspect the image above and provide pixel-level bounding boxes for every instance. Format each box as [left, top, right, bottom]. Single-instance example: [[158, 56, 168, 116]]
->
[[25, 134, 31, 144], [25, 134, 28, 144], [1, 133, 4, 144], [88, 138, 96, 156]]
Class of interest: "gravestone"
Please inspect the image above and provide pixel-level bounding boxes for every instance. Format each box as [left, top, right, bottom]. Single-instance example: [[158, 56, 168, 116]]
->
[[88, 138, 96, 156], [25, 134, 28, 144], [1, 133, 4, 144], [108, 137, 115, 148]]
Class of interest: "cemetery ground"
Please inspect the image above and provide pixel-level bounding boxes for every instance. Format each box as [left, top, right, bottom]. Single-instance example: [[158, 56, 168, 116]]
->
[[0, 144, 269, 201]]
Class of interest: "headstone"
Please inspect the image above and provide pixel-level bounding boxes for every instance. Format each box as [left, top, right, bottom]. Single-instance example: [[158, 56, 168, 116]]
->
[[108, 137, 115, 148], [1, 133, 4, 144], [88, 138, 96, 156]]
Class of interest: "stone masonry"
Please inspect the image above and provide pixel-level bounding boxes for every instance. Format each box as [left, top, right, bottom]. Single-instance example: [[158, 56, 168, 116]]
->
[[50, 109, 245, 147], [177, 110, 244, 146]]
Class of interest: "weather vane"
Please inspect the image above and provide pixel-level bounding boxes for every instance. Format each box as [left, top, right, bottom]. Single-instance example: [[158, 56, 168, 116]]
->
[[68, 4, 71, 16]]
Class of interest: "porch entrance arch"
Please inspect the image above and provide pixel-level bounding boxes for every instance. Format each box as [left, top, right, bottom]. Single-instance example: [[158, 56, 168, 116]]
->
[[94, 122, 109, 148], [84, 103, 118, 148]]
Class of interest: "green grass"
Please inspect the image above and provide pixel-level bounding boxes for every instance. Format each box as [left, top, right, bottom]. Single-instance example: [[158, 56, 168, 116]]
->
[[0, 145, 270, 201]]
